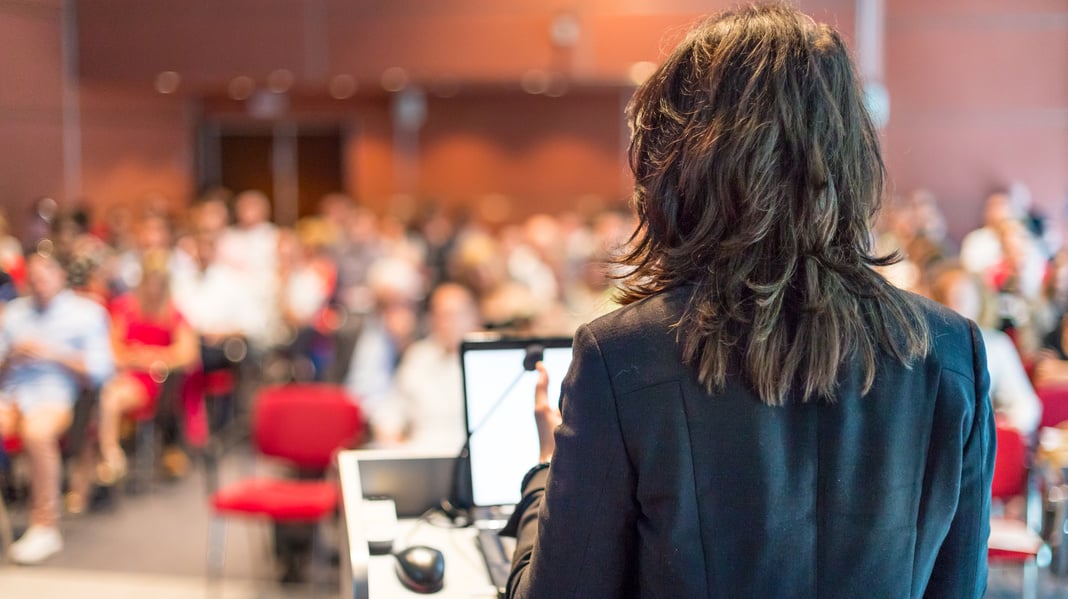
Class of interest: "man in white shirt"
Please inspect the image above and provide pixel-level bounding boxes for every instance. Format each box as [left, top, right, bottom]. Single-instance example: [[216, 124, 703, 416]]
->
[[172, 232, 257, 344], [371, 283, 480, 450], [0, 251, 114, 564], [960, 191, 1016, 276], [215, 190, 281, 349]]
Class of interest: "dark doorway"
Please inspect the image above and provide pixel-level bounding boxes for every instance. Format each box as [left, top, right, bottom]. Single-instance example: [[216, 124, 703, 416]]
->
[[218, 133, 273, 201], [199, 123, 345, 225], [296, 130, 344, 219]]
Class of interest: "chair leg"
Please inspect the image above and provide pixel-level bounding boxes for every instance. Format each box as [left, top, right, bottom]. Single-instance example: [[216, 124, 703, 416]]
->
[[0, 489, 13, 562], [207, 516, 227, 582], [309, 520, 331, 595], [248, 519, 271, 583], [1023, 557, 1039, 599], [132, 420, 156, 492]]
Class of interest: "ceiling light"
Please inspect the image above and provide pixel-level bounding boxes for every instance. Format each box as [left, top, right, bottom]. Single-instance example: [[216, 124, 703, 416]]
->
[[267, 69, 294, 94], [329, 74, 357, 99], [381, 67, 409, 92], [228, 76, 255, 100], [155, 71, 181, 94]]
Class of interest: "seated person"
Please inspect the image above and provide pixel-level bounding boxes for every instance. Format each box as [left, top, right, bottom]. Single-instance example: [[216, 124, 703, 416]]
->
[[344, 258, 421, 418], [0, 268, 16, 307], [278, 218, 338, 381], [930, 266, 1041, 435], [0, 250, 113, 564], [171, 230, 253, 446], [97, 250, 198, 483], [371, 283, 481, 449], [1034, 311, 1068, 389]]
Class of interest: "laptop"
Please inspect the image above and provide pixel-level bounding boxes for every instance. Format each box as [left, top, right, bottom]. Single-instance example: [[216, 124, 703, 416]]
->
[[351, 449, 456, 518], [460, 335, 573, 597]]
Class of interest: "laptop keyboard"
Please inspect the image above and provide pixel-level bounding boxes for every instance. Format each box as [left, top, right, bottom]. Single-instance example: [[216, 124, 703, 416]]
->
[[476, 528, 516, 598]]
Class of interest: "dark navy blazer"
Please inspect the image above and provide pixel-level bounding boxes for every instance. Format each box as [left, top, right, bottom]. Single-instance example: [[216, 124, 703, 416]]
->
[[506, 286, 994, 599]]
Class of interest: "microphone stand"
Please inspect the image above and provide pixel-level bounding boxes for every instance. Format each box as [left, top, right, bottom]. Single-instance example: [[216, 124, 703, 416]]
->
[[442, 344, 544, 524]]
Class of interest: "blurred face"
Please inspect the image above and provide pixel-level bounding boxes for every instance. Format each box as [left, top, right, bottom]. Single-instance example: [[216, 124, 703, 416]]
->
[[429, 285, 479, 352], [138, 216, 171, 251], [381, 299, 417, 348], [196, 199, 229, 233], [984, 193, 1014, 228], [26, 253, 67, 305], [348, 208, 378, 243], [941, 273, 981, 322], [235, 192, 270, 227], [319, 194, 352, 224]]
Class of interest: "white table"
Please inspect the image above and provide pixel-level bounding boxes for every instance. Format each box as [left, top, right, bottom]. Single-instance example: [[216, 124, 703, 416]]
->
[[338, 450, 502, 598]]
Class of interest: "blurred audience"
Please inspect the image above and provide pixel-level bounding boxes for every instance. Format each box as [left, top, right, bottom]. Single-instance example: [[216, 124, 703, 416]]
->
[[0, 209, 25, 289], [961, 191, 1019, 277], [108, 212, 194, 297], [278, 217, 339, 380], [370, 282, 480, 449], [10, 180, 1065, 569], [0, 250, 114, 564], [1030, 302, 1068, 393], [216, 190, 282, 350], [343, 257, 421, 418], [96, 250, 198, 485], [0, 268, 16, 307], [172, 231, 253, 354], [320, 195, 383, 383]]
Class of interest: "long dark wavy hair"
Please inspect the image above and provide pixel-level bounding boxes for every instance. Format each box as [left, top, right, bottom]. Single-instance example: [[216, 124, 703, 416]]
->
[[619, 4, 929, 405]]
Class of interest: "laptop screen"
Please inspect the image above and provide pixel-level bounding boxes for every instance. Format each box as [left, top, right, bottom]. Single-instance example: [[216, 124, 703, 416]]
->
[[461, 336, 573, 508]]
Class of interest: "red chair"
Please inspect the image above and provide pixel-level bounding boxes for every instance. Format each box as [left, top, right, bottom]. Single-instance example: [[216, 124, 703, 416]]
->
[[208, 383, 364, 582], [988, 423, 1050, 599], [0, 435, 19, 560], [1037, 384, 1068, 429]]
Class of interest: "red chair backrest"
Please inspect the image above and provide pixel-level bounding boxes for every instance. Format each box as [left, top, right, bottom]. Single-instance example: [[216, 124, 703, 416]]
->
[[252, 384, 363, 471], [1038, 384, 1068, 429], [2, 435, 22, 455], [991, 424, 1028, 501]]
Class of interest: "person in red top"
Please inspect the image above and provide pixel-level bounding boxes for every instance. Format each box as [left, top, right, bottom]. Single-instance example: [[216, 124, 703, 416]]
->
[[97, 249, 197, 483]]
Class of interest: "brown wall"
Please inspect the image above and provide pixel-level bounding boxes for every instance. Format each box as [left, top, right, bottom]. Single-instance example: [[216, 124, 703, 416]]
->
[[418, 92, 630, 219], [3, 1, 1064, 242], [0, 0, 64, 235], [344, 91, 631, 221], [78, 84, 192, 218], [883, 0, 1068, 240]]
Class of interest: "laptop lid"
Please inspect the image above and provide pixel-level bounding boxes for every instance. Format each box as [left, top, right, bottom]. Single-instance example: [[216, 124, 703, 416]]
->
[[351, 449, 456, 518], [460, 335, 573, 510]]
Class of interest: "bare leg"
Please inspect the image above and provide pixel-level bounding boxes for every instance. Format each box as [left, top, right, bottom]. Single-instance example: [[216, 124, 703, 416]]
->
[[98, 375, 147, 479], [20, 405, 72, 528], [0, 402, 17, 439]]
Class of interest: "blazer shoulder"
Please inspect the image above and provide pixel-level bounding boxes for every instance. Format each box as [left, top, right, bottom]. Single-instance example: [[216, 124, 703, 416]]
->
[[586, 288, 685, 343], [581, 288, 690, 394]]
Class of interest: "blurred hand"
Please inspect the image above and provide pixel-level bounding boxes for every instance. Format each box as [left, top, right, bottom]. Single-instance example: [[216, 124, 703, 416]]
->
[[11, 340, 56, 362], [534, 362, 562, 463], [1033, 352, 1068, 387]]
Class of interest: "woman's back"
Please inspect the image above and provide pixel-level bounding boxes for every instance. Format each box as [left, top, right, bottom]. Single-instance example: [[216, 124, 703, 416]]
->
[[504, 5, 993, 598], [536, 286, 989, 598]]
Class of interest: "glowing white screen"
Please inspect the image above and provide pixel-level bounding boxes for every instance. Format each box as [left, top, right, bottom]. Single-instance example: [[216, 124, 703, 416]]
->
[[463, 344, 572, 507]]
